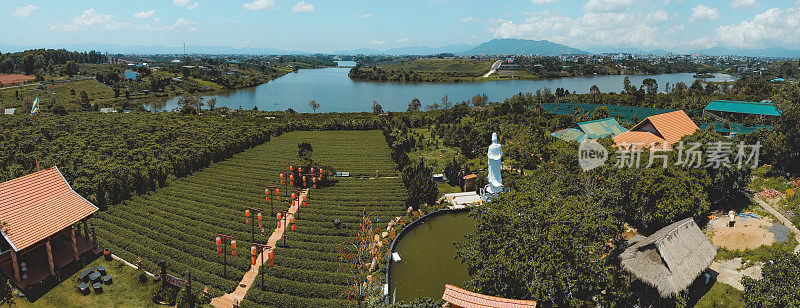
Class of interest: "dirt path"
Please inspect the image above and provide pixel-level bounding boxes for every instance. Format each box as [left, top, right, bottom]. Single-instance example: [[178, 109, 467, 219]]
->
[[709, 258, 762, 291], [749, 192, 800, 254], [211, 189, 309, 308]]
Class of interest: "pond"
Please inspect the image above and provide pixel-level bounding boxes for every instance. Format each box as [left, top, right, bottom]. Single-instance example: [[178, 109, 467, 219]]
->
[[388, 210, 477, 303], [149, 62, 735, 113]]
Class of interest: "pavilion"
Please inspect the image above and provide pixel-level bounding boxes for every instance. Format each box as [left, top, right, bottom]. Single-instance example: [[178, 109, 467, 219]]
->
[[0, 166, 99, 291], [620, 218, 717, 306]]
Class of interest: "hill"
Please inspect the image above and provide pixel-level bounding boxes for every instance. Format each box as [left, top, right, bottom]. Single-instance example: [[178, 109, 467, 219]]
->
[[458, 38, 588, 56]]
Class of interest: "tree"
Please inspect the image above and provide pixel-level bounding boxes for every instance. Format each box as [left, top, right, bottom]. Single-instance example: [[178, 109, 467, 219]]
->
[[456, 173, 632, 307], [372, 100, 383, 114], [60, 61, 78, 77], [768, 85, 800, 175], [741, 253, 800, 307], [471, 94, 488, 106], [623, 77, 632, 94], [79, 90, 91, 110], [207, 98, 217, 110], [425, 103, 441, 111], [642, 78, 658, 96], [177, 92, 204, 113], [589, 84, 601, 94], [401, 159, 438, 209], [298, 141, 313, 165], [407, 98, 421, 112], [0, 277, 13, 307], [592, 106, 609, 120], [309, 100, 320, 113], [441, 95, 451, 109]]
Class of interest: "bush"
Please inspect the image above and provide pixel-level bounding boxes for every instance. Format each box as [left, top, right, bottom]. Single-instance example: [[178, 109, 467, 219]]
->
[[153, 284, 179, 305]]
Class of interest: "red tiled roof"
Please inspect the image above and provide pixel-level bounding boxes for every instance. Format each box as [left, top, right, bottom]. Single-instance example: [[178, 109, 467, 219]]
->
[[0, 167, 98, 251], [442, 285, 537, 308], [613, 110, 698, 149]]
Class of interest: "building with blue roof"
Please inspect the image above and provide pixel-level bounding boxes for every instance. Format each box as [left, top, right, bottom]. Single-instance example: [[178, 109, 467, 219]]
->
[[550, 117, 626, 143], [704, 100, 781, 121]]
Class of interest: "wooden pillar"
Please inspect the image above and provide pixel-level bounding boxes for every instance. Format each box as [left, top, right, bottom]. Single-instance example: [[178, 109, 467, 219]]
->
[[9, 249, 21, 282], [45, 239, 56, 276], [70, 228, 79, 259]]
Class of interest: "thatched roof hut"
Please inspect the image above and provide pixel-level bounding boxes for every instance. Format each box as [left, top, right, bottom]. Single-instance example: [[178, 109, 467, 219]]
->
[[620, 217, 717, 298]]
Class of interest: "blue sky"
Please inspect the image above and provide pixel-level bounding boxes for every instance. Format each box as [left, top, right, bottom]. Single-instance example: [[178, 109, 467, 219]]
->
[[3, 0, 800, 52]]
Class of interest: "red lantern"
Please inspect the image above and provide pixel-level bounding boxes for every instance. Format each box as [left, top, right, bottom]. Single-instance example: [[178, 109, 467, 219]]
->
[[246, 218, 251, 225], [268, 251, 273, 260], [251, 256, 257, 266], [290, 174, 294, 181], [304, 200, 308, 207], [276, 188, 280, 195], [265, 188, 269, 195], [281, 180, 284, 185], [216, 236, 222, 254], [217, 246, 222, 254], [245, 209, 251, 217], [277, 221, 281, 229], [269, 259, 274, 267], [277, 213, 281, 220], [280, 173, 284, 179], [299, 167, 303, 173], [251, 245, 258, 256], [266, 196, 270, 202], [313, 177, 317, 184], [232, 250, 237, 258], [291, 224, 295, 231], [231, 240, 237, 250], [277, 195, 281, 202], [313, 184, 317, 189], [290, 216, 295, 224], [258, 220, 263, 229], [257, 212, 263, 221], [291, 192, 296, 200], [289, 165, 294, 172], [310, 167, 314, 173]]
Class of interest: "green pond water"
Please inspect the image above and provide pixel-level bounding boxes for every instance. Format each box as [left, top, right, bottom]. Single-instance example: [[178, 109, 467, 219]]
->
[[389, 210, 477, 302]]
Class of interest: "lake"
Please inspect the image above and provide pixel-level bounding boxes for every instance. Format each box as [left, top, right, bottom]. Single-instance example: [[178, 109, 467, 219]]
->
[[151, 61, 735, 112]]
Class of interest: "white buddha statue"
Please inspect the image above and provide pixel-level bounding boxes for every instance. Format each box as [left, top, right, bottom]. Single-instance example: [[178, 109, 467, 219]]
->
[[486, 132, 503, 194]]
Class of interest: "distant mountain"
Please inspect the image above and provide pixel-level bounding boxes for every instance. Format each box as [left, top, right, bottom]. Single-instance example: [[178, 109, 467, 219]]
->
[[0, 43, 301, 55], [589, 47, 672, 55], [697, 47, 800, 58], [458, 39, 588, 56], [332, 44, 474, 56]]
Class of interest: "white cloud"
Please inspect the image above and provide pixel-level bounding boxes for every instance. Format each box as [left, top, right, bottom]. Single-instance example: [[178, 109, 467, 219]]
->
[[243, 0, 275, 10], [396, 37, 410, 43], [173, 0, 199, 10], [370, 40, 385, 45], [357, 13, 372, 19], [461, 16, 481, 23], [731, 0, 756, 9], [646, 10, 669, 23], [583, 0, 635, 12], [13, 4, 38, 18], [50, 9, 127, 31], [667, 24, 684, 34], [690, 5, 720, 22], [489, 10, 671, 51], [531, 0, 555, 4], [716, 7, 800, 48], [136, 18, 197, 32], [134, 10, 155, 18], [291, 1, 314, 13]]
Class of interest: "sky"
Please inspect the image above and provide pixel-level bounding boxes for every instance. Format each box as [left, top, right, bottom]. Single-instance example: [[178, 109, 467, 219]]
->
[[3, 0, 800, 53]]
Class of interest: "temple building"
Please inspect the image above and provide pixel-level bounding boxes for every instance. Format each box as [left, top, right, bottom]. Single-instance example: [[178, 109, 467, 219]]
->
[[0, 166, 99, 291], [613, 110, 699, 149]]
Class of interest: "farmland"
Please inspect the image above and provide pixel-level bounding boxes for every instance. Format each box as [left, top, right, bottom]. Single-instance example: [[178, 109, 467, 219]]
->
[[92, 130, 405, 304]]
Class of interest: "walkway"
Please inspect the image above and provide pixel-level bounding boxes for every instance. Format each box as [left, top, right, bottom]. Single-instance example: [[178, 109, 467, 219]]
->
[[211, 189, 309, 308], [482, 60, 502, 78], [748, 192, 800, 254]]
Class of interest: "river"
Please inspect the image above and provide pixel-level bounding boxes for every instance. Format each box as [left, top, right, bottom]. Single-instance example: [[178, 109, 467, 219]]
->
[[150, 61, 735, 113]]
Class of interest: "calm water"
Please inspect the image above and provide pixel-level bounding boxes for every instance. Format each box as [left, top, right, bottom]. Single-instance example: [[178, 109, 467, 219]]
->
[[389, 211, 477, 302], [151, 61, 734, 112]]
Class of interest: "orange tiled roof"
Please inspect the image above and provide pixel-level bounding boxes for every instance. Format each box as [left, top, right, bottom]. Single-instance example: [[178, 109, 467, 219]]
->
[[0, 167, 98, 251], [613, 110, 698, 149], [442, 285, 537, 308], [643, 110, 699, 145]]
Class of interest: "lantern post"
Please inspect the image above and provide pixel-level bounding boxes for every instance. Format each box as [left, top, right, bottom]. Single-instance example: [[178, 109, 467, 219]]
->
[[276, 210, 295, 247], [251, 243, 271, 289], [244, 207, 264, 243], [215, 234, 235, 278], [265, 186, 277, 217], [281, 172, 291, 200]]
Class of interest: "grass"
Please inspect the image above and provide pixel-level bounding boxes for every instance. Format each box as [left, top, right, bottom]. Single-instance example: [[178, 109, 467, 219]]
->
[[0, 79, 114, 110], [383, 59, 494, 76], [691, 282, 744, 308], [14, 258, 165, 308], [94, 130, 400, 299], [715, 239, 798, 267]]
